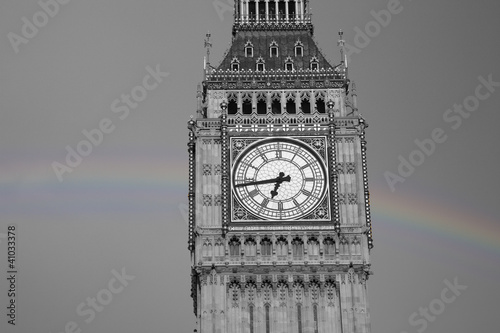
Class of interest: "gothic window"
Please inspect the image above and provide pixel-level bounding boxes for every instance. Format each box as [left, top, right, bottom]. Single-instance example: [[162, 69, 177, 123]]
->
[[214, 239, 224, 260], [265, 304, 271, 333], [352, 237, 361, 255], [295, 41, 304, 57], [271, 93, 282, 114], [308, 237, 320, 258], [231, 57, 240, 71], [292, 237, 304, 259], [228, 100, 238, 114], [269, 1, 276, 19], [245, 237, 257, 258], [300, 92, 311, 114], [249, 305, 255, 333], [286, 96, 296, 114], [315, 94, 326, 113], [297, 304, 303, 333], [288, 0, 296, 18], [340, 237, 349, 255], [278, 1, 286, 19], [202, 239, 212, 260], [245, 41, 254, 57], [242, 93, 252, 114], [313, 304, 319, 333], [229, 237, 241, 257], [323, 237, 335, 259], [260, 237, 272, 257], [257, 99, 267, 114], [285, 62, 294, 71], [256, 57, 265, 72], [270, 41, 279, 57], [248, 0, 256, 20], [276, 236, 288, 259], [310, 56, 319, 71]]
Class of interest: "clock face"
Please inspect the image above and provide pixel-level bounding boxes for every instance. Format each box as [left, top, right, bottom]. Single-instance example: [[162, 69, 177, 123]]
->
[[232, 138, 327, 220]]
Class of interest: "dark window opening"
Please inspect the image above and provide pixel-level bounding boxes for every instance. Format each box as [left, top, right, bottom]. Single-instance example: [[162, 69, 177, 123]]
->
[[269, 1, 276, 17], [228, 100, 238, 115], [250, 305, 255, 333], [286, 63, 293, 71], [288, 1, 296, 18], [257, 100, 267, 114], [316, 99, 326, 113], [249, 1, 256, 19], [301, 100, 311, 114], [286, 100, 296, 114], [257, 63, 265, 72], [272, 100, 281, 114], [296, 46, 303, 57], [265, 305, 271, 333], [311, 62, 319, 71], [271, 47, 278, 57], [278, 1, 286, 18], [243, 100, 252, 114], [313, 304, 319, 333], [246, 47, 253, 57], [232, 63, 239, 71]]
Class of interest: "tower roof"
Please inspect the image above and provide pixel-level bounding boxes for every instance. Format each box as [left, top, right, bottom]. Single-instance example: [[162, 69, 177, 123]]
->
[[207, 0, 346, 87]]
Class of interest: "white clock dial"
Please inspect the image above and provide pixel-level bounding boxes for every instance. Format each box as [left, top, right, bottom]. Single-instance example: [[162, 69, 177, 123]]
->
[[232, 139, 327, 220]]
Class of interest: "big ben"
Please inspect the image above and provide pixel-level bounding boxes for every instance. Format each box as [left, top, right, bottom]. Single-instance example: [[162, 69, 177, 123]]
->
[[187, 1, 373, 332]]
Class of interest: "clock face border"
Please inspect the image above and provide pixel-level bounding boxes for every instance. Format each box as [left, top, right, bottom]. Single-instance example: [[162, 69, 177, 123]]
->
[[229, 136, 331, 225]]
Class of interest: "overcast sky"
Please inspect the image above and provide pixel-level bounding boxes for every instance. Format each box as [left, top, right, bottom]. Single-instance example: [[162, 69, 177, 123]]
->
[[0, 0, 499, 333]]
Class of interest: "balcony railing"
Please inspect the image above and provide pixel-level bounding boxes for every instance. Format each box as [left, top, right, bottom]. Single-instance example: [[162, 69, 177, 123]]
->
[[235, 14, 312, 25]]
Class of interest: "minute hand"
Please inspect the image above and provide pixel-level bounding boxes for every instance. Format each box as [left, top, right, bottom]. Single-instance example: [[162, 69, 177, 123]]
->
[[235, 175, 291, 187]]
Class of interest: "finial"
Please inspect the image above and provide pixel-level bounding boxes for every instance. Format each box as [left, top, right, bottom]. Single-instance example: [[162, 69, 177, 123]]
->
[[205, 31, 212, 68], [337, 29, 347, 68]]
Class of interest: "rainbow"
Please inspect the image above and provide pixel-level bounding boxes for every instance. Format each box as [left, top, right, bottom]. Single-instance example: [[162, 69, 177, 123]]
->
[[2, 152, 499, 268]]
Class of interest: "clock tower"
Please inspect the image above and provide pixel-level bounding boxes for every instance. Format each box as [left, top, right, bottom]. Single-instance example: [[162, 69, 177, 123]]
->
[[187, 1, 374, 332]]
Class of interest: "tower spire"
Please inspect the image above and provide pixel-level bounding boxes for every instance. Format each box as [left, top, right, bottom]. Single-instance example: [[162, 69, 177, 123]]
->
[[337, 29, 347, 68], [204, 32, 212, 72]]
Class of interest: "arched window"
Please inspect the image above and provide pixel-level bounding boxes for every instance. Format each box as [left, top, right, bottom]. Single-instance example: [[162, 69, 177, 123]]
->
[[297, 304, 303, 333], [295, 40, 304, 57], [286, 98, 296, 114], [310, 56, 319, 71], [285, 56, 294, 71], [308, 237, 320, 258], [323, 237, 335, 259], [260, 237, 272, 257], [271, 93, 282, 114], [245, 41, 254, 57], [270, 41, 279, 57], [231, 57, 240, 71], [229, 237, 241, 257], [316, 96, 326, 113], [257, 93, 267, 115], [242, 93, 252, 114], [256, 57, 265, 72], [276, 236, 288, 259], [245, 237, 257, 258], [292, 237, 304, 259], [228, 93, 238, 115]]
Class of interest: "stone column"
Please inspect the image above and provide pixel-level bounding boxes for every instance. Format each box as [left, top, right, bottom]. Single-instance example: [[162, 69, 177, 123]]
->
[[265, 0, 269, 22], [256, 0, 260, 22]]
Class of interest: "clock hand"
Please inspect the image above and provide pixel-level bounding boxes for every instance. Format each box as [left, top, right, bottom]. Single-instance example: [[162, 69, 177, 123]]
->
[[235, 172, 291, 188]]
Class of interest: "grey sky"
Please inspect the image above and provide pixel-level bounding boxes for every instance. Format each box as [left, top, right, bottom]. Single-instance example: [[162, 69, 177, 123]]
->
[[0, 0, 499, 332]]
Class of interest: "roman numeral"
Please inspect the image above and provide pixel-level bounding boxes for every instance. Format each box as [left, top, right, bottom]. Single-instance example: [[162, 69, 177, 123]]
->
[[249, 189, 259, 197], [261, 198, 269, 208], [301, 189, 312, 196]]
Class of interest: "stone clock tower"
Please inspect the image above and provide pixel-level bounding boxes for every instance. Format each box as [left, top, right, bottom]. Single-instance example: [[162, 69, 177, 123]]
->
[[187, 1, 374, 332]]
